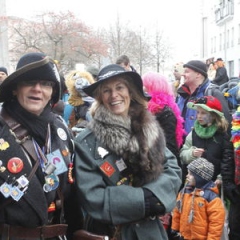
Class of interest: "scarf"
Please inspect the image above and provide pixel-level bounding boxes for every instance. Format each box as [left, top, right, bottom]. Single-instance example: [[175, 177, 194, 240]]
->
[[194, 121, 218, 139], [89, 103, 166, 187], [3, 99, 55, 147]]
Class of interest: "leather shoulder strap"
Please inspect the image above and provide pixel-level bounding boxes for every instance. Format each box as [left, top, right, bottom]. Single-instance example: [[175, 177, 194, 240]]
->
[[1, 109, 28, 143], [0, 108, 38, 162]]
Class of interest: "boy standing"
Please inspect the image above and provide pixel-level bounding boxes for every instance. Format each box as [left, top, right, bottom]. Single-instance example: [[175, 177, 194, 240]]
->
[[171, 158, 225, 239]]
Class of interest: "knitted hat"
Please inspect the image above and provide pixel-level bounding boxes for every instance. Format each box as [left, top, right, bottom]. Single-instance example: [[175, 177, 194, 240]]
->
[[187, 96, 224, 117], [188, 158, 214, 182], [0, 52, 61, 104], [0, 67, 8, 75], [83, 64, 148, 100], [183, 60, 208, 78]]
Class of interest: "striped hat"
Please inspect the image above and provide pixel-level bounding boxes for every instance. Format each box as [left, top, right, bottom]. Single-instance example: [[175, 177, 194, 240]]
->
[[187, 158, 214, 181]]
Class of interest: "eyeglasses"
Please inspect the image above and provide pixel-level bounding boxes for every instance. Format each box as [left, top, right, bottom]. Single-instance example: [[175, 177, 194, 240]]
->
[[20, 80, 55, 88]]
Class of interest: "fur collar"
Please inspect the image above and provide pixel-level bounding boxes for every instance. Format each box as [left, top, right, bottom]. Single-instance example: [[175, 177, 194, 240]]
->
[[89, 103, 166, 186]]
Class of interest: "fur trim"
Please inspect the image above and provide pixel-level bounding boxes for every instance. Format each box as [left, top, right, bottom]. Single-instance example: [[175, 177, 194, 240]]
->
[[90, 102, 166, 186], [148, 92, 185, 147]]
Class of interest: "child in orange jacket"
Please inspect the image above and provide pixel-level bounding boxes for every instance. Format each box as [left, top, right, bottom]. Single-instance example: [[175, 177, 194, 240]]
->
[[171, 158, 225, 240]]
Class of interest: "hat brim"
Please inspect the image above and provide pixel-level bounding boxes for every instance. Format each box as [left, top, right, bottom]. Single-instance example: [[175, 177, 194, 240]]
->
[[0, 57, 60, 104], [187, 102, 224, 117], [83, 71, 148, 100]]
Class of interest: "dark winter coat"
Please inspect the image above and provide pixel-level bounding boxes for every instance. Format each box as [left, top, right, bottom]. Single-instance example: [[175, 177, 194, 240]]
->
[[0, 111, 74, 228], [180, 129, 233, 181], [212, 67, 229, 86], [155, 106, 181, 167]]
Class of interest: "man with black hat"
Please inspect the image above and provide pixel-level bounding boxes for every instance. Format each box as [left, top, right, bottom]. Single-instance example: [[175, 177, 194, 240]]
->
[[0, 52, 82, 239], [0, 66, 8, 84], [176, 59, 231, 137]]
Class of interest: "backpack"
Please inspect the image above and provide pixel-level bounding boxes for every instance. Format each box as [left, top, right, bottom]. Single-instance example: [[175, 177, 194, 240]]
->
[[223, 79, 240, 112], [204, 83, 219, 96], [205, 81, 239, 113]]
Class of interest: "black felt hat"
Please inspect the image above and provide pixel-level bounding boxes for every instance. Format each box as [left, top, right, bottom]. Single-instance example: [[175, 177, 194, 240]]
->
[[0, 52, 61, 104], [183, 60, 208, 78], [83, 64, 148, 99]]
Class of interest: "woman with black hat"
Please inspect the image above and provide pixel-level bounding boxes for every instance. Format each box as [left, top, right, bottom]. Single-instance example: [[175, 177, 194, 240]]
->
[[74, 64, 182, 240], [0, 52, 81, 239]]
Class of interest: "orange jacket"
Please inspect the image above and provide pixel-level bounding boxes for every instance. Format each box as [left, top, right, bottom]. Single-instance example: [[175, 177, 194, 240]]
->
[[172, 182, 225, 240]]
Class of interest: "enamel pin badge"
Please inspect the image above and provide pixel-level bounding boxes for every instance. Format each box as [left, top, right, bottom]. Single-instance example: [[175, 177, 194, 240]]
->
[[98, 147, 109, 159]]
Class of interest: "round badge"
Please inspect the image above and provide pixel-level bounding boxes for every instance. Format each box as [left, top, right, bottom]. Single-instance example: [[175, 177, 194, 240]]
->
[[43, 184, 52, 193], [45, 174, 59, 191], [199, 190, 204, 196], [7, 157, 24, 173], [57, 128, 67, 141]]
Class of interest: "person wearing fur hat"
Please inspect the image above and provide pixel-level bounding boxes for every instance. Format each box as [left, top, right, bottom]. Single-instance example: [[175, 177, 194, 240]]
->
[[0, 52, 82, 239], [180, 96, 233, 183], [65, 70, 95, 129], [176, 60, 232, 137], [74, 64, 182, 240], [171, 158, 225, 240], [0, 66, 8, 84]]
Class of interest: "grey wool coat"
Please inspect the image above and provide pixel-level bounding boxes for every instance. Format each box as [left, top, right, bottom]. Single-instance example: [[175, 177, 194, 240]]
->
[[74, 105, 182, 240]]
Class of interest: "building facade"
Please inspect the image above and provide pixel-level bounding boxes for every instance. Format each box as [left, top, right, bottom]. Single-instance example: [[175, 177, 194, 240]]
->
[[201, 0, 240, 78]]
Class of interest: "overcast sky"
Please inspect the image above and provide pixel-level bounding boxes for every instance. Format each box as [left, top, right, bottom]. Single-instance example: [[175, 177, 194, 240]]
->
[[6, 0, 202, 64]]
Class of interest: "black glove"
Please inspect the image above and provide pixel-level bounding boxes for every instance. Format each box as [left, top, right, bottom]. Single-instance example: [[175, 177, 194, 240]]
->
[[223, 182, 240, 204], [170, 229, 183, 240], [143, 188, 165, 217]]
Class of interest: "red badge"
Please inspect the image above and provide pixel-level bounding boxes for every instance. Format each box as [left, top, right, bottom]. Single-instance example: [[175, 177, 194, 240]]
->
[[100, 161, 115, 177], [48, 202, 56, 212], [7, 157, 24, 173]]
